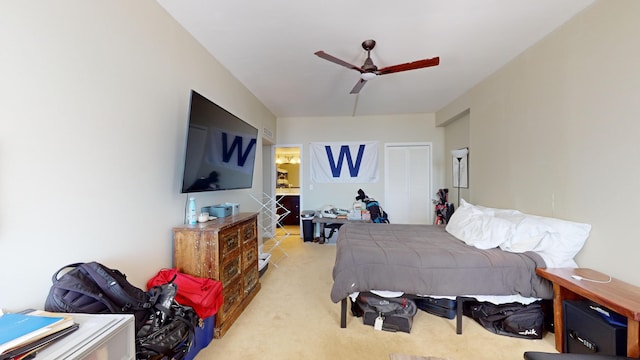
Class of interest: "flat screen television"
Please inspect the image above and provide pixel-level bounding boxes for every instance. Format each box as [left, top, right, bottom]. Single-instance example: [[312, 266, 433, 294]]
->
[[180, 90, 258, 193]]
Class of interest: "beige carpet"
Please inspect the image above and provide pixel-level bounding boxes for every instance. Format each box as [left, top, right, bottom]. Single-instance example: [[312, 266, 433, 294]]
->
[[390, 354, 449, 360], [195, 228, 558, 359]]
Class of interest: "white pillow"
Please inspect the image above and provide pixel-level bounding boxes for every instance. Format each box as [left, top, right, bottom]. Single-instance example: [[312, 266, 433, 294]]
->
[[498, 213, 590, 267], [525, 215, 591, 267], [445, 199, 483, 244], [447, 200, 591, 267], [497, 213, 553, 252], [473, 215, 516, 249], [445, 200, 514, 249]]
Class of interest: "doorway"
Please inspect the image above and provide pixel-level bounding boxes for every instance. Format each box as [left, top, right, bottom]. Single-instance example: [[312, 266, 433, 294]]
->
[[384, 143, 433, 224], [274, 146, 301, 236]]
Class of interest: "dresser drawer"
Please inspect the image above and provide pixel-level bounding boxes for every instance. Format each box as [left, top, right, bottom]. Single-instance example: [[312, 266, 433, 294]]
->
[[243, 266, 259, 296], [219, 227, 240, 259], [217, 280, 242, 323], [220, 254, 241, 287], [242, 245, 257, 271], [241, 220, 257, 244]]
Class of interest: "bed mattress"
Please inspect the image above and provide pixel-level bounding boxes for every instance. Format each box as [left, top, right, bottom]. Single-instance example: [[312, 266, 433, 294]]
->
[[330, 223, 553, 303]]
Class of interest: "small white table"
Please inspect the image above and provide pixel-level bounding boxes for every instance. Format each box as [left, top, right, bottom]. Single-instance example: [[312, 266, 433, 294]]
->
[[35, 313, 135, 360]]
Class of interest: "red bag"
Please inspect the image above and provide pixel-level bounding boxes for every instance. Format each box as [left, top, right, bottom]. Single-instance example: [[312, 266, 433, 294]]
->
[[147, 268, 223, 319]]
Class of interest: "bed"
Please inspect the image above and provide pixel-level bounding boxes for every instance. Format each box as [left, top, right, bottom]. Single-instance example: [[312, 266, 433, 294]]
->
[[331, 200, 592, 332]]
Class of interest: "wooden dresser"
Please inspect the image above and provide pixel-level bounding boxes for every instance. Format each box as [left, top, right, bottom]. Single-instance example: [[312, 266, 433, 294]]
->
[[173, 212, 260, 338]]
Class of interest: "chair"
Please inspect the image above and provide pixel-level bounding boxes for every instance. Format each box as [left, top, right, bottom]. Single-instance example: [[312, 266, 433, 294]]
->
[[524, 352, 634, 360]]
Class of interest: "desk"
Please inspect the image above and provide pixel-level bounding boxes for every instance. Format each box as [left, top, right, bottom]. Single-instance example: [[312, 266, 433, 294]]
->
[[536, 268, 640, 358], [311, 216, 371, 244]]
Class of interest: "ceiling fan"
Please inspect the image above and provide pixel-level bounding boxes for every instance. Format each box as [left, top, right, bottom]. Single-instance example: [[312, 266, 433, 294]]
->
[[314, 39, 440, 94]]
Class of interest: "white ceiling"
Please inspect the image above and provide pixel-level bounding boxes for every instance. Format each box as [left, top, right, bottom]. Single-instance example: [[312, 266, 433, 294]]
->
[[157, 0, 595, 118]]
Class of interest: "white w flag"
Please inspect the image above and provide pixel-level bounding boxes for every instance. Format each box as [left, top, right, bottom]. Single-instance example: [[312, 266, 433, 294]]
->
[[310, 141, 379, 183]]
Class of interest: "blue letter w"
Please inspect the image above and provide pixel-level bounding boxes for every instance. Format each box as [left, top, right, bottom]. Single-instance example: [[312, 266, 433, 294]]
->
[[222, 133, 257, 166], [325, 144, 365, 177]]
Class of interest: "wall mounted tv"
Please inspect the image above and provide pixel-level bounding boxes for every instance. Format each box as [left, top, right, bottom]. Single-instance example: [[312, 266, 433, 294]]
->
[[181, 90, 258, 193]]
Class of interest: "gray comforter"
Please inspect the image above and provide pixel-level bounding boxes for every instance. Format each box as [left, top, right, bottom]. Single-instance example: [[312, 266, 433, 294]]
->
[[330, 223, 553, 303]]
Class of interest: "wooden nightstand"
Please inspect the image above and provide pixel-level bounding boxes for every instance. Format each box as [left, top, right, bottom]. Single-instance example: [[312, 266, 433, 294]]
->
[[536, 268, 640, 358]]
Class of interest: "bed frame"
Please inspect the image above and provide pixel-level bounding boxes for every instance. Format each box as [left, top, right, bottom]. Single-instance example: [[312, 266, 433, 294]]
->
[[331, 223, 553, 332], [339, 295, 478, 333]]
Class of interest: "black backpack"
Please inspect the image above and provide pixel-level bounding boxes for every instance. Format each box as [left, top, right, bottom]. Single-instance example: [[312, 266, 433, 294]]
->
[[44, 262, 152, 331], [44, 262, 197, 359]]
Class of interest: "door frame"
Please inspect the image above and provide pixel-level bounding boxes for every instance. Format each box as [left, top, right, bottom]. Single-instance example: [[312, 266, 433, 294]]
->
[[273, 144, 303, 235], [383, 142, 433, 224]]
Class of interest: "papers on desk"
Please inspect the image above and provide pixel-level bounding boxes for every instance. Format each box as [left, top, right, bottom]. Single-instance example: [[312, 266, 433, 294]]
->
[[0, 311, 77, 358]]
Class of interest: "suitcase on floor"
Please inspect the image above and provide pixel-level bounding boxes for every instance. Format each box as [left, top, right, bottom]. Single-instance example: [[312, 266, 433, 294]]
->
[[415, 297, 457, 319]]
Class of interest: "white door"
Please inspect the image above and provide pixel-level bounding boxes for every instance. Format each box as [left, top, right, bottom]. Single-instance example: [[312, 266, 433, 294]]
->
[[384, 143, 432, 224]]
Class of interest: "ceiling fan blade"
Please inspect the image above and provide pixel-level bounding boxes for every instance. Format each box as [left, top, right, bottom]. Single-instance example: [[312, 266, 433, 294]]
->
[[376, 56, 440, 75], [315, 51, 364, 72], [350, 79, 367, 94]]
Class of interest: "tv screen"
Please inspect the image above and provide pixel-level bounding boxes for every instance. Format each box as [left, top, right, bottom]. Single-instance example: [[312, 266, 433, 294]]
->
[[181, 90, 258, 193]]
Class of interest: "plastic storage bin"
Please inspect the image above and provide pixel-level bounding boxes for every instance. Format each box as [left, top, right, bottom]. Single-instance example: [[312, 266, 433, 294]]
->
[[33, 313, 135, 360], [184, 315, 215, 360], [258, 253, 270, 277], [209, 205, 232, 218], [223, 202, 239, 215]]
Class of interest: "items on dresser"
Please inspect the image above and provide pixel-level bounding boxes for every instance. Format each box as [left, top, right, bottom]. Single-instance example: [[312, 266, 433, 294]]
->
[[173, 212, 261, 338], [202, 204, 232, 218]]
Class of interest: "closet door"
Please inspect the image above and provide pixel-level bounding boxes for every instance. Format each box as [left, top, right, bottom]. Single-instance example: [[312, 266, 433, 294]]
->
[[384, 143, 432, 224]]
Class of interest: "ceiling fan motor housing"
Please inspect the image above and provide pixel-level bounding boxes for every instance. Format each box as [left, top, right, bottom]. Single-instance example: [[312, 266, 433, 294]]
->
[[362, 58, 377, 72], [361, 40, 378, 72]]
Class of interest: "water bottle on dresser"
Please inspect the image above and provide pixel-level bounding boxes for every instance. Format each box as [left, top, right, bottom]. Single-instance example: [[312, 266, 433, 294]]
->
[[187, 197, 197, 224]]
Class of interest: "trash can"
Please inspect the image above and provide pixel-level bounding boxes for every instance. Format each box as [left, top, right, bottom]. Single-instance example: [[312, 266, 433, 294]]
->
[[301, 210, 315, 242]]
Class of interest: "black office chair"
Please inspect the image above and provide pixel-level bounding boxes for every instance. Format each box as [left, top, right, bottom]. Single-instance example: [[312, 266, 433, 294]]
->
[[524, 352, 634, 360]]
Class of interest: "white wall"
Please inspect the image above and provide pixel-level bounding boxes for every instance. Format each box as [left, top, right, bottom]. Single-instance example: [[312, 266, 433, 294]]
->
[[277, 114, 445, 213], [437, 0, 640, 286], [0, 0, 276, 311]]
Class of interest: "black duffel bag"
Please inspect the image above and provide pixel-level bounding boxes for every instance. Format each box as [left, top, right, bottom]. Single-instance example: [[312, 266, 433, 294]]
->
[[135, 282, 198, 360], [351, 291, 417, 333], [463, 300, 544, 339]]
